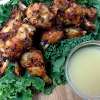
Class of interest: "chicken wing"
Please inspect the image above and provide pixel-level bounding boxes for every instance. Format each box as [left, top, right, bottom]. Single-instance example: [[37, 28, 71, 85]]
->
[[0, 8, 36, 75], [4, 24, 35, 59], [57, 3, 96, 27], [53, 0, 74, 9], [41, 29, 64, 44], [0, 9, 24, 75], [0, 24, 35, 75], [51, 0, 75, 16], [0, 9, 23, 40], [65, 28, 87, 38], [26, 3, 54, 28], [20, 49, 51, 83]]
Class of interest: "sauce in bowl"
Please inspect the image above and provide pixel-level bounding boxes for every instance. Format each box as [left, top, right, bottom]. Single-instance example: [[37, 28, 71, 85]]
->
[[66, 41, 100, 99]]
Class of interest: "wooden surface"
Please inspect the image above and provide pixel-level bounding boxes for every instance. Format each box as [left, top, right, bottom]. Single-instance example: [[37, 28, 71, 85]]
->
[[33, 85, 82, 100]]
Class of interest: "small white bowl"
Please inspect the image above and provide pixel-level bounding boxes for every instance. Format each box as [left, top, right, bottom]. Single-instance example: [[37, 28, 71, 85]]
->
[[65, 40, 100, 100]]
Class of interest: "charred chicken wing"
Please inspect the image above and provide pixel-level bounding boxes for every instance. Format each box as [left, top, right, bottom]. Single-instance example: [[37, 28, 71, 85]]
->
[[26, 3, 54, 28], [4, 24, 35, 58], [53, 0, 75, 9], [65, 28, 87, 38], [21, 49, 51, 83], [0, 9, 23, 40], [41, 29, 64, 44], [0, 9, 24, 74], [57, 3, 96, 28], [51, 0, 75, 16], [0, 8, 36, 75]]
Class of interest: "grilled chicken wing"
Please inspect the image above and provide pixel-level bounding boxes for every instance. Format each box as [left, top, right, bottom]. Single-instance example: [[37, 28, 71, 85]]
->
[[0, 23, 35, 74], [0, 8, 36, 75], [51, 0, 75, 15], [57, 3, 96, 27], [65, 28, 87, 38], [41, 29, 63, 44], [53, 0, 74, 9], [26, 3, 54, 28], [20, 49, 51, 83], [0, 9, 23, 75], [0, 9, 23, 40], [4, 24, 35, 58]]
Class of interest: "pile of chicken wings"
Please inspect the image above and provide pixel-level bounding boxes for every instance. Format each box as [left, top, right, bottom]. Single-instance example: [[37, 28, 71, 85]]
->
[[0, 0, 96, 83]]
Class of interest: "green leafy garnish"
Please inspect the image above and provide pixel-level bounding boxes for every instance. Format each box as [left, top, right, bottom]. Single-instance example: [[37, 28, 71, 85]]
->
[[44, 34, 94, 60], [22, 0, 52, 6], [0, 64, 45, 100], [44, 34, 94, 88], [0, 0, 19, 27]]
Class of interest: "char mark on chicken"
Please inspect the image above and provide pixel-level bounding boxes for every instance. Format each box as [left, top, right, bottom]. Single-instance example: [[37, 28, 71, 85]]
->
[[64, 28, 87, 38], [0, 9, 23, 40], [41, 29, 64, 44], [4, 24, 35, 59], [26, 3, 54, 28], [20, 49, 51, 83], [57, 2, 96, 29]]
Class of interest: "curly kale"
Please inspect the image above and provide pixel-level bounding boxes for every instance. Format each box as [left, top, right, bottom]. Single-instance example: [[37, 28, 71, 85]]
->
[[0, 64, 45, 100], [44, 34, 94, 61], [22, 0, 52, 6], [0, 0, 19, 27]]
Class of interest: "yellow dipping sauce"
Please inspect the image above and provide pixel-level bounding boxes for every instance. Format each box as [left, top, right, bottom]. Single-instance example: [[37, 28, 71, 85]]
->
[[67, 44, 100, 98]]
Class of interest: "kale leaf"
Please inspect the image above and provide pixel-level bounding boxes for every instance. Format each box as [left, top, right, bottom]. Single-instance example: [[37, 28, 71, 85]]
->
[[0, 0, 19, 27], [0, 64, 45, 100], [22, 0, 52, 6]]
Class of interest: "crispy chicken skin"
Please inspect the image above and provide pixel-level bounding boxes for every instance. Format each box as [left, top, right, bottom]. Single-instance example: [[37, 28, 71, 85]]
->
[[4, 24, 35, 58], [41, 29, 64, 44], [65, 28, 87, 38], [53, 0, 74, 9], [0, 23, 35, 75], [26, 3, 54, 28], [20, 49, 51, 83], [57, 3, 96, 27], [0, 22, 35, 75], [0, 9, 23, 40], [0, 9, 24, 74], [51, 0, 75, 15]]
